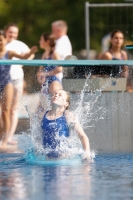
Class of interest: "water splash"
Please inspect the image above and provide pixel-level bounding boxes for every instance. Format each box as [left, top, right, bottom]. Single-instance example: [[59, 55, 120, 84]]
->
[[71, 76, 109, 129], [20, 76, 118, 163]]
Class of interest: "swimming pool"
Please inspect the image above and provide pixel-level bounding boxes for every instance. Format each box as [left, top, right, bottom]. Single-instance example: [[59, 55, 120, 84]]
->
[[0, 140, 133, 200], [4, 89, 131, 200], [1, 67, 133, 199]]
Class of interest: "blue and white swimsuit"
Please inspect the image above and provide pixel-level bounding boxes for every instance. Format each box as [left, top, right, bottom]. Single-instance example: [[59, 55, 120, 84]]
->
[[0, 52, 11, 92], [41, 55, 61, 95], [41, 111, 69, 158]]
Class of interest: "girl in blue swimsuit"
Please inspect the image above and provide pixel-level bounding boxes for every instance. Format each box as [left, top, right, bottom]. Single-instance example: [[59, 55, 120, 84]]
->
[[41, 89, 91, 159], [37, 33, 63, 95], [0, 30, 37, 147]]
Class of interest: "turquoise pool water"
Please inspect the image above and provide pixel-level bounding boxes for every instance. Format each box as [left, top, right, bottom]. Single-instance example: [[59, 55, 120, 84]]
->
[[1, 83, 132, 200], [1, 144, 133, 200]]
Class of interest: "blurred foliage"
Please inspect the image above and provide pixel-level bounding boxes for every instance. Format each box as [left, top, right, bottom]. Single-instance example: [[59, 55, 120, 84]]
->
[[1, 0, 133, 92], [1, 0, 133, 54]]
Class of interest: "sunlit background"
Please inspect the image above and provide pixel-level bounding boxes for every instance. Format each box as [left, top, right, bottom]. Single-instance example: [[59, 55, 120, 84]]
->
[[1, 0, 133, 92]]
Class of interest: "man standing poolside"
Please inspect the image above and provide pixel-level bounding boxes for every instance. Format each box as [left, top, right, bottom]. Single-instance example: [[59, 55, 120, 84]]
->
[[51, 20, 72, 77]]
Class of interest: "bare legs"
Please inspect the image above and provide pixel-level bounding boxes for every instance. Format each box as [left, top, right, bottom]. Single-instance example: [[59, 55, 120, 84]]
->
[[8, 79, 23, 144], [0, 83, 13, 146]]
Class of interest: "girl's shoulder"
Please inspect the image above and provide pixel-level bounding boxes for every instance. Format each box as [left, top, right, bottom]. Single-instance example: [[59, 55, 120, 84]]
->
[[100, 51, 112, 60], [64, 110, 75, 120], [64, 110, 78, 126], [121, 50, 128, 60], [0, 51, 9, 59], [1, 51, 10, 59]]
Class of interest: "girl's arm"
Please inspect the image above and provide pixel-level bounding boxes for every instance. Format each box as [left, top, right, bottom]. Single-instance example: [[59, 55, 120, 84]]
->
[[45, 51, 62, 77], [74, 123, 91, 154], [36, 67, 46, 84], [122, 50, 128, 60], [38, 53, 47, 71], [45, 66, 63, 77], [8, 46, 38, 59], [65, 111, 91, 157], [121, 50, 128, 78], [36, 53, 47, 85]]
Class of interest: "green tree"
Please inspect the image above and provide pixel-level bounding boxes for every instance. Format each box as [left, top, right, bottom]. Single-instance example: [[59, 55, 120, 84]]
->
[[0, 0, 133, 53]]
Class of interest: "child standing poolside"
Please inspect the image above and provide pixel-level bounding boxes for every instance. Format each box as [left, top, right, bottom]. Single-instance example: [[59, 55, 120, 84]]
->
[[37, 33, 63, 95], [36, 33, 63, 113], [0, 30, 37, 147], [41, 89, 91, 159]]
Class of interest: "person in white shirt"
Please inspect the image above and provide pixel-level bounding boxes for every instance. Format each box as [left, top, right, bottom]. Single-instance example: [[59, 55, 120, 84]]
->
[[4, 23, 34, 144], [51, 20, 72, 77]]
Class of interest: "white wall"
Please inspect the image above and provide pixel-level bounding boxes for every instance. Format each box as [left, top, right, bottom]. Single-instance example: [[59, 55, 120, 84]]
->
[[17, 91, 133, 153], [71, 92, 133, 153]]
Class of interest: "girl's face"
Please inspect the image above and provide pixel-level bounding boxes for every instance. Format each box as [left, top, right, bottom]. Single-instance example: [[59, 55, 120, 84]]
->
[[5, 26, 19, 42], [52, 90, 69, 108], [0, 35, 6, 50], [111, 32, 124, 48], [39, 36, 49, 49]]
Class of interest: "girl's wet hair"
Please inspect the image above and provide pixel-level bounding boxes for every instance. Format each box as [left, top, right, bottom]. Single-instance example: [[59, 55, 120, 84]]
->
[[0, 30, 5, 38], [65, 91, 70, 110]]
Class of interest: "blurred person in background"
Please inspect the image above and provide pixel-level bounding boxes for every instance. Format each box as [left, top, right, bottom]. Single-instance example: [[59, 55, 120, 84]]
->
[[0, 30, 37, 147], [37, 20, 72, 87], [36, 33, 63, 112], [51, 20, 72, 77], [99, 30, 128, 78], [51, 20, 72, 60], [4, 23, 35, 144], [37, 33, 63, 94]]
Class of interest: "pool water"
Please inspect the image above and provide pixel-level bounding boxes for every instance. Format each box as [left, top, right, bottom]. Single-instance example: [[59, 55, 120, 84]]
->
[[1, 86, 132, 200], [0, 140, 133, 200]]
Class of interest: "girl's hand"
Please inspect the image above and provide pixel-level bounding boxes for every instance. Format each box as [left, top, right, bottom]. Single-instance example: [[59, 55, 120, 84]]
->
[[30, 46, 38, 54], [81, 151, 91, 161], [37, 70, 46, 84]]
